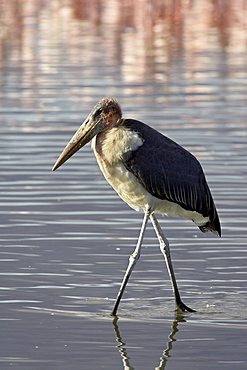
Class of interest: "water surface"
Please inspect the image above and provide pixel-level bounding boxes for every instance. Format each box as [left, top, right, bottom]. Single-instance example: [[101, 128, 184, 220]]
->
[[0, 1, 247, 369]]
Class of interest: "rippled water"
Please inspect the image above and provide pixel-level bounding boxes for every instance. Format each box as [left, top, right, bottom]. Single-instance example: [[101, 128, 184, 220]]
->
[[0, 1, 247, 369]]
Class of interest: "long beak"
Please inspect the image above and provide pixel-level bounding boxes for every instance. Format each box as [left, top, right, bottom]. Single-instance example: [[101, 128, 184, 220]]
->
[[52, 113, 106, 171]]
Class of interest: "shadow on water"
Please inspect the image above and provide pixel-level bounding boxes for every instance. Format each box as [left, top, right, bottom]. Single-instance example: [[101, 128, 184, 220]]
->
[[112, 313, 184, 370]]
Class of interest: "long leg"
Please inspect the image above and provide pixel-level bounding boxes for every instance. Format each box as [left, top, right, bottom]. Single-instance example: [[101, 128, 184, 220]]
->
[[111, 211, 150, 316], [150, 213, 196, 313]]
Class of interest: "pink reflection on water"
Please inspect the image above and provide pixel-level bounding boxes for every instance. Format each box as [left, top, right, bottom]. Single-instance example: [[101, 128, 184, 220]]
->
[[0, 0, 247, 62]]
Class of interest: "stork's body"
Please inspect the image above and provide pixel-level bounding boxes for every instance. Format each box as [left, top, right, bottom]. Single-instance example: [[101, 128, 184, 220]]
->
[[52, 98, 221, 315]]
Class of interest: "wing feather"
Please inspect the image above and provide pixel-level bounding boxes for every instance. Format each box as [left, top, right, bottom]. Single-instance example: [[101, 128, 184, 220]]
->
[[122, 119, 217, 219]]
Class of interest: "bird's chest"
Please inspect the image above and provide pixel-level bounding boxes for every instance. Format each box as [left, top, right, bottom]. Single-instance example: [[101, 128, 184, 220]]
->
[[92, 126, 143, 176], [92, 127, 152, 211]]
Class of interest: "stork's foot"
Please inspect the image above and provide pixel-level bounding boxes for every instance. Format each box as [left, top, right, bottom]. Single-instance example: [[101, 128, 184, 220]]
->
[[176, 300, 196, 313]]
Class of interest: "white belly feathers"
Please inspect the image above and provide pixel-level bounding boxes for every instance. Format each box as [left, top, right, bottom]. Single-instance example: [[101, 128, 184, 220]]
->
[[92, 125, 152, 211]]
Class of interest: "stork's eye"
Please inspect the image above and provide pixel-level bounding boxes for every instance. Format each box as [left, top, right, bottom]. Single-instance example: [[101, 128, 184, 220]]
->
[[94, 108, 103, 118]]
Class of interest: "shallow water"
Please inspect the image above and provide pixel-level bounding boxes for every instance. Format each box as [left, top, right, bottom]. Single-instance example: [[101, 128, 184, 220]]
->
[[0, 0, 247, 369]]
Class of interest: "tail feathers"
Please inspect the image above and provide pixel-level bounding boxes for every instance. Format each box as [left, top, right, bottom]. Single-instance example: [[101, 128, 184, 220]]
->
[[199, 218, 221, 237]]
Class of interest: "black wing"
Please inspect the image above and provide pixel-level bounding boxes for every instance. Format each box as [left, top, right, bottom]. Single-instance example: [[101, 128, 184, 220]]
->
[[122, 119, 221, 235]]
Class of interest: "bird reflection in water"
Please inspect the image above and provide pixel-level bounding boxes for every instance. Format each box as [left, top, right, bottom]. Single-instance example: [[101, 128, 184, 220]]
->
[[112, 313, 185, 370]]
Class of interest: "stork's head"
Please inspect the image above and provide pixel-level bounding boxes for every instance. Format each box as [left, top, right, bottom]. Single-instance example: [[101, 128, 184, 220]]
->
[[52, 97, 122, 171]]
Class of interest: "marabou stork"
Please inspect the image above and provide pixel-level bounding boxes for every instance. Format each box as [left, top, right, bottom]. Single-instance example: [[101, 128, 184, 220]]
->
[[52, 97, 221, 316]]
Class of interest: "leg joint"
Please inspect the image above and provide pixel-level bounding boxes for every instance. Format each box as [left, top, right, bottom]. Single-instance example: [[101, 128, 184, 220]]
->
[[129, 250, 140, 263]]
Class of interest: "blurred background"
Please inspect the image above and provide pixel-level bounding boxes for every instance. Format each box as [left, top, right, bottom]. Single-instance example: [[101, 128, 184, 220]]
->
[[0, 1, 247, 369], [1, 0, 247, 118]]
